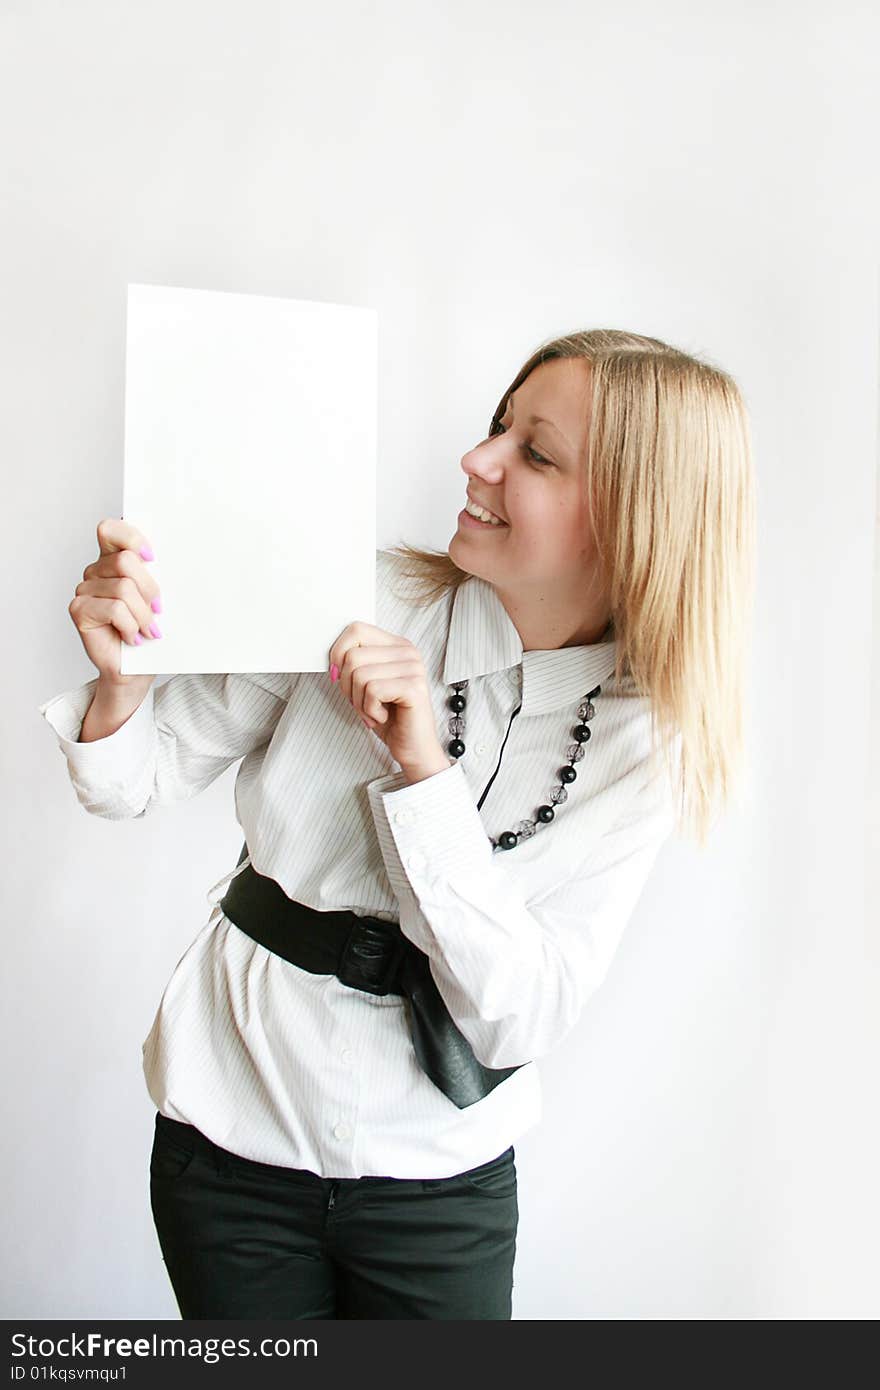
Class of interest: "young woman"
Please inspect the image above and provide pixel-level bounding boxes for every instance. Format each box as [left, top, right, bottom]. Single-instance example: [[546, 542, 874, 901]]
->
[[39, 328, 756, 1319]]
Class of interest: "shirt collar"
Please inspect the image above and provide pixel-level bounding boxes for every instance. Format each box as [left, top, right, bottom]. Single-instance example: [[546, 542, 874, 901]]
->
[[442, 572, 619, 717]]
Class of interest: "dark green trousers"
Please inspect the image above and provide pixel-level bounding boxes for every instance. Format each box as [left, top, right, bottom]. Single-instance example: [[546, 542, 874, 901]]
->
[[150, 1112, 518, 1319]]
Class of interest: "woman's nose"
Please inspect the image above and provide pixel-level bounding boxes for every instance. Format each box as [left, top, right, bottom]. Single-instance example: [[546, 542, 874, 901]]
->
[[462, 441, 504, 482]]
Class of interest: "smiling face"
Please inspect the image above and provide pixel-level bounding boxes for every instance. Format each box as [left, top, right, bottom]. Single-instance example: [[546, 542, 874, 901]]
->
[[449, 356, 612, 651]]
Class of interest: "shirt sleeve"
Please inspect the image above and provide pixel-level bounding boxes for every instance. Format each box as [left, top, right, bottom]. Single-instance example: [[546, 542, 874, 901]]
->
[[37, 671, 295, 820], [366, 755, 678, 1069]]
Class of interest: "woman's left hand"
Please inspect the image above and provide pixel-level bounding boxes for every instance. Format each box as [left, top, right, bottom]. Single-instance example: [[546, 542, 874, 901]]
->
[[328, 621, 452, 781]]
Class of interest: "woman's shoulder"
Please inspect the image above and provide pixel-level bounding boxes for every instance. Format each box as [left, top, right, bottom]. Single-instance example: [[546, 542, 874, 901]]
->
[[375, 546, 456, 616], [374, 548, 458, 670]]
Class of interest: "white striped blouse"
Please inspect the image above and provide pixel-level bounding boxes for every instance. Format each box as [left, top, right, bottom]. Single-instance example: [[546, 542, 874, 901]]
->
[[38, 547, 681, 1179]]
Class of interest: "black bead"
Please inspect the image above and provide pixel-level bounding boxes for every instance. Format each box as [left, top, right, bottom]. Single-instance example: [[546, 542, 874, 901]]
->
[[446, 679, 600, 853]]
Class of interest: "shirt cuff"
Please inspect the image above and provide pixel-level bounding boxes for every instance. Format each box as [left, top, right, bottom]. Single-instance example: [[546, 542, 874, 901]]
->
[[37, 677, 157, 785], [366, 759, 494, 912]]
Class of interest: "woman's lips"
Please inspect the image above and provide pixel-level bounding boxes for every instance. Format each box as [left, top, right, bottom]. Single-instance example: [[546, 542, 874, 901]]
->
[[459, 507, 508, 530]]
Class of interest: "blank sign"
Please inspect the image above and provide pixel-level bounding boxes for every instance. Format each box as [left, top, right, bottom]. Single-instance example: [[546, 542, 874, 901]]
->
[[119, 282, 378, 676]]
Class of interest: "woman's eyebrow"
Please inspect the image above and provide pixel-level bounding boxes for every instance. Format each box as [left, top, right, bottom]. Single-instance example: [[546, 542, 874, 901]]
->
[[506, 394, 572, 451]]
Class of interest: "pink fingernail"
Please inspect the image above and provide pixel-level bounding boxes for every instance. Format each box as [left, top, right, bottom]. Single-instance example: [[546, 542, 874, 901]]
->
[[330, 663, 339, 682], [149, 621, 162, 639], [151, 595, 162, 613], [140, 544, 155, 562], [133, 633, 144, 645]]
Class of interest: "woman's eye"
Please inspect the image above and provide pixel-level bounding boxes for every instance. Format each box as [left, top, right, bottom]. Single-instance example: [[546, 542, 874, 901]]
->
[[490, 420, 552, 467]]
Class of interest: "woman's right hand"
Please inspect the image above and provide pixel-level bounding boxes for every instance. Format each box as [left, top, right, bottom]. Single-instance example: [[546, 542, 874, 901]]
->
[[68, 518, 163, 686]]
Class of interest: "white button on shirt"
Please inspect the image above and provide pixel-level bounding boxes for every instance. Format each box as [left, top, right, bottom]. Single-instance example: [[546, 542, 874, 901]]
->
[[38, 548, 681, 1180]]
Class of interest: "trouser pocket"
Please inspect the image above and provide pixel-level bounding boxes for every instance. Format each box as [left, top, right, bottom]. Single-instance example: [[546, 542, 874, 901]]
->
[[458, 1145, 516, 1198], [150, 1113, 199, 1182]]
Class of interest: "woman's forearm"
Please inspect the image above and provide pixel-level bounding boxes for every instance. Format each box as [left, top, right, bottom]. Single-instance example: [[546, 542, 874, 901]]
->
[[78, 675, 155, 742]]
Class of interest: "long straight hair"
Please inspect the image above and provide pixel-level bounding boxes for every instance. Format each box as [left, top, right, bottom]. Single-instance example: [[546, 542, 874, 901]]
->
[[385, 328, 757, 849]]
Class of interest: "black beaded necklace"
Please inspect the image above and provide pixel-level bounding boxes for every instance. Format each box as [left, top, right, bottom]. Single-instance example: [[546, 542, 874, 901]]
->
[[443, 678, 602, 852]]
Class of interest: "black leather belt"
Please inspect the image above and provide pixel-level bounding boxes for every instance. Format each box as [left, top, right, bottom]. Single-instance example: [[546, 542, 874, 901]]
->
[[219, 843, 523, 1109]]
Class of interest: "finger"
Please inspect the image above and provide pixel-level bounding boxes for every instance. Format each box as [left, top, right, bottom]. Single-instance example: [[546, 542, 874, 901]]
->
[[75, 576, 162, 641], [343, 655, 422, 715], [97, 516, 156, 563], [84, 543, 161, 615], [328, 623, 411, 680], [71, 594, 148, 647], [351, 665, 426, 723], [334, 642, 416, 704]]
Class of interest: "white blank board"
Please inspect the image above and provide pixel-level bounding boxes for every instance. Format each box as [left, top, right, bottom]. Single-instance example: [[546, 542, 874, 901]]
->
[[119, 282, 378, 676]]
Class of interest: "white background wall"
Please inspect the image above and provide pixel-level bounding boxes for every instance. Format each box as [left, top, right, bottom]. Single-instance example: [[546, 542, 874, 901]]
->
[[3, 0, 878, 1319]]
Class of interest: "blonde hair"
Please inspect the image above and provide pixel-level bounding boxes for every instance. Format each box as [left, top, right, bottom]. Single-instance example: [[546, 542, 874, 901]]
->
[[386, 328, 757, 850]]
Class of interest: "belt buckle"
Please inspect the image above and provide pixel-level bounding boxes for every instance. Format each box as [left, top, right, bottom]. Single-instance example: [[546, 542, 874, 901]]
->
[[337, 915, 407, 996]]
